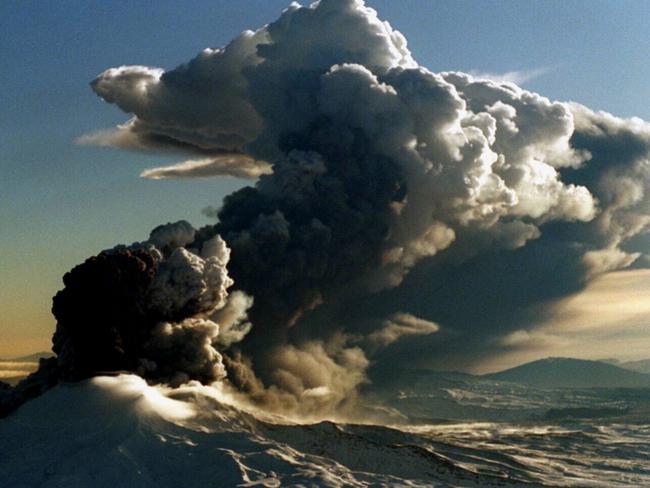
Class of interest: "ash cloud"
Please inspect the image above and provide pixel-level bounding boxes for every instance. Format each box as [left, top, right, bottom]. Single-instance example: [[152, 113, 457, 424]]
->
[[7, 0, 650, 417], [366, 313, 440, 351], [2, 222, 252, 417], [52, 222, 239, 384]]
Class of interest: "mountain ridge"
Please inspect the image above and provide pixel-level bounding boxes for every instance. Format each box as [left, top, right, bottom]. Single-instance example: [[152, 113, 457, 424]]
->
[[484, 357, 650, 389]]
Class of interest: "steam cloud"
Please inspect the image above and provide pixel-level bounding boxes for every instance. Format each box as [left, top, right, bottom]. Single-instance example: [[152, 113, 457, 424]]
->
[[6, 0, 650, 418]]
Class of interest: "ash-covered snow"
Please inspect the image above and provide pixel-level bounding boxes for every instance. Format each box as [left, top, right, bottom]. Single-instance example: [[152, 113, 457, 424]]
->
[[2, 375, 650, 487]]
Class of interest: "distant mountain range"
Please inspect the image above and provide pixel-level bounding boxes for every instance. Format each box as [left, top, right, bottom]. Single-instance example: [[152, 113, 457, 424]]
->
[[601, 358, 650, 375], [0, 352, 53, 386], [485, 357, 650, 389], [5, 353, 650, 390], [620, 358, 650, 374], [2, 352, 54, 363]]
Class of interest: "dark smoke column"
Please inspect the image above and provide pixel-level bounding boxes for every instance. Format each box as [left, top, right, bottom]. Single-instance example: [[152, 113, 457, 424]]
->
[[1, 222, 243, 416]]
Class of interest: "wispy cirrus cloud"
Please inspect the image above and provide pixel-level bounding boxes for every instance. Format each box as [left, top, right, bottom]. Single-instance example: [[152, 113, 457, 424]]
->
[[468, 66, 553, 85], [140, 155, 272, 180]]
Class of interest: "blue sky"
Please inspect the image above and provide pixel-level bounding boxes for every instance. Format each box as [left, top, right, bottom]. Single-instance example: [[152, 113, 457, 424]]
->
[[2, 0, 650, 357]]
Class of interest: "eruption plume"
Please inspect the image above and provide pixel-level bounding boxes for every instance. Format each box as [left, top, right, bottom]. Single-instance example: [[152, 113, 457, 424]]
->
[[5, 0, 650, 418]]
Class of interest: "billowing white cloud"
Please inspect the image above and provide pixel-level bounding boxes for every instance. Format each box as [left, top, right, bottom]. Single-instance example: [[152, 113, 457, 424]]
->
[[210, 291, 254, 348], [86, 0, 606, 288], [147, 237, 232, 318]]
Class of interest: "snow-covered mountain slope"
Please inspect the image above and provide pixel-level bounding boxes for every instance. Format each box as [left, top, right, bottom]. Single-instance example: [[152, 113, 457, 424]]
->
[[2, 375, 650, 487], [0, 375, 525, 487]]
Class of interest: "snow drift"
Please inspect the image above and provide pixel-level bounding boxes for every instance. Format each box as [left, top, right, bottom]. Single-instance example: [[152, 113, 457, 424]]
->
[[2, 375, 649, 488]]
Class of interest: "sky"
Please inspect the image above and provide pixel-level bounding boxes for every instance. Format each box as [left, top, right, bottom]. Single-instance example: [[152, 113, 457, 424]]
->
[[2, 0, 650, 368]]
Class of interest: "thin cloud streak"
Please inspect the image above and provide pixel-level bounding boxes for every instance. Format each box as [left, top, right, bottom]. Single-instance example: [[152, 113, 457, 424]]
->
[[140, 156, 272, 180], [468, 66, 553, 85]]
